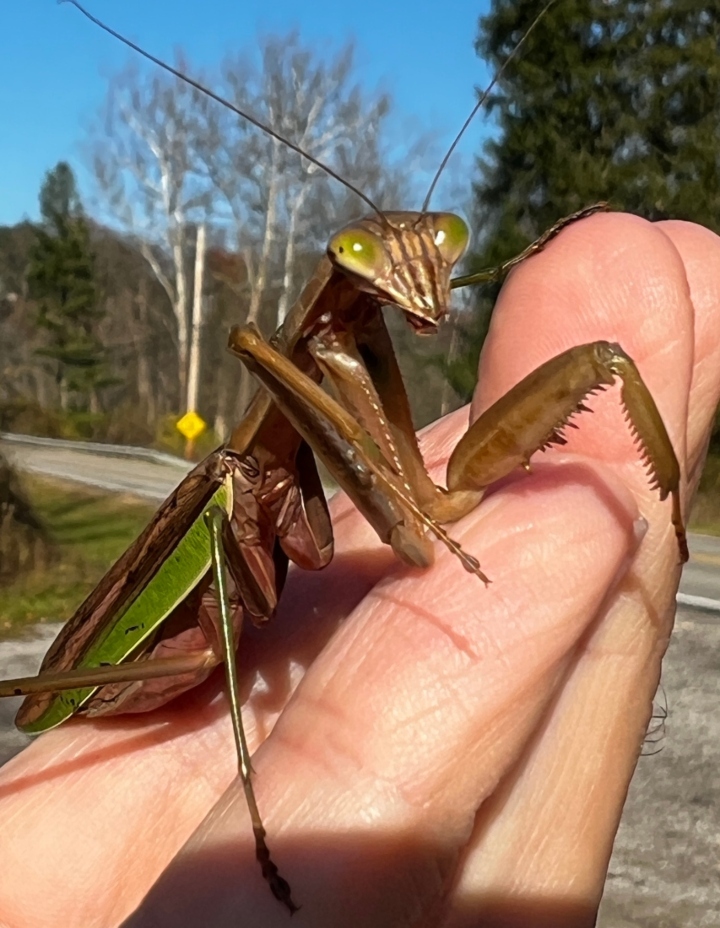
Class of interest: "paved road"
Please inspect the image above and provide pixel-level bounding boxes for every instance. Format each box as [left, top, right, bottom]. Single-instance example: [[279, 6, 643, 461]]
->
[[598, 606, 720, 927], [0, 625, 59, 764], [0, 437, 191, 501], [678, 533, 720, 603]]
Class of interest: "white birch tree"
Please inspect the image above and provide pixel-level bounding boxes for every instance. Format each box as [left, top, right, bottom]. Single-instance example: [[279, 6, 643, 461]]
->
[[197, 32, 403, 418], [90, 60, 214, 407], [87, 33, 422, 435]]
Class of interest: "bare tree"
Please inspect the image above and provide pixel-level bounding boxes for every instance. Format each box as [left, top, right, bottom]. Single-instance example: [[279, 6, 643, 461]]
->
[[196, 32, 403, 418], [84, 31, 434, 441], [186, 222, 206, 416], [90, 60, 213, 406]]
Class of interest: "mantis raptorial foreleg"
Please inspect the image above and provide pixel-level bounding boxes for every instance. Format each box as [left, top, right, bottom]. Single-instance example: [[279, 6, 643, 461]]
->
[[309, 307, 443, 513], [229, 325, 487, 577], [229, 328, 688, 567], [305, 293, 686, 562], [446, 341, 687, 560]]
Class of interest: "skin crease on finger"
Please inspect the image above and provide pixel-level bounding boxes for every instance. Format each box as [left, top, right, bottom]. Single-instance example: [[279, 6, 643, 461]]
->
[[0, 215, 717, 928]]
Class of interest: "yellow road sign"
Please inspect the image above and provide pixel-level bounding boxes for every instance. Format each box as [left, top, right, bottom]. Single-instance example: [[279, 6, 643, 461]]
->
[[176, 410, 206, 441]]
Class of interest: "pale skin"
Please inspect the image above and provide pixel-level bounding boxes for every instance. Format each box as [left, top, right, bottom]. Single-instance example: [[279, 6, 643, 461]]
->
[[1, 213, 719, 928]]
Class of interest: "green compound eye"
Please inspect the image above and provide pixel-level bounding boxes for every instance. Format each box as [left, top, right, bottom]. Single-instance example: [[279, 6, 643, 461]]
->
[[327, 226, 390, 282], [432, 213, 470, 263]]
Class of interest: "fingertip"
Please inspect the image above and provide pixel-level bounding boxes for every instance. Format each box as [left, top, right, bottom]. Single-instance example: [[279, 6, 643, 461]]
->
[[655, 220, 720, 474], [476, 211, 693, 416]]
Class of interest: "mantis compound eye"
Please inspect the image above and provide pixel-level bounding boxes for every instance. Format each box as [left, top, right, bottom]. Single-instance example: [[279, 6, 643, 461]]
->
[[327, 226, 391, 283], [431, 213, 470, 264]]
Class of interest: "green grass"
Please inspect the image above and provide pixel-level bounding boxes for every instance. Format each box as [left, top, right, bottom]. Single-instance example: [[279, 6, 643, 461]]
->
[[689, 495, 720, 536], [689, 451, 720, 537], [0, 476, 156, 636]]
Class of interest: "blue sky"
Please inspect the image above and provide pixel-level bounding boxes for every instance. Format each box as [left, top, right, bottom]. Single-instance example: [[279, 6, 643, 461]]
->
[[1, 0, 493, 227]]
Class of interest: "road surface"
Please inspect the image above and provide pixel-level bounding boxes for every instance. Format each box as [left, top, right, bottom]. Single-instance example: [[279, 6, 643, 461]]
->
[[597, 606, 720, 927], [0, 435, 191, 501]]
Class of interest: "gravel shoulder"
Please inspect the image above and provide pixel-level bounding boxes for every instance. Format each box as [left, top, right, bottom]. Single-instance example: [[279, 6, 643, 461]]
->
[[599, 608, 720, 927]]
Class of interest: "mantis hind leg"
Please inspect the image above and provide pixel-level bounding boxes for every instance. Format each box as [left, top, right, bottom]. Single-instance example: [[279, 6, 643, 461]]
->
[[441, 341, 688, 561], [204, 506, 299, 915]]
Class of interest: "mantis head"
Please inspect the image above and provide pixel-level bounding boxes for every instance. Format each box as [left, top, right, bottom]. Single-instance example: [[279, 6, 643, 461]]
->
[[327, 211, 469, 333]]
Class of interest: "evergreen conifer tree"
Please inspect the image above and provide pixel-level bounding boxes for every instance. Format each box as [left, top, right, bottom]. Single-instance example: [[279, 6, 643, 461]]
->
[[444, 0, 719, 400], [28, 162, 105, 411]]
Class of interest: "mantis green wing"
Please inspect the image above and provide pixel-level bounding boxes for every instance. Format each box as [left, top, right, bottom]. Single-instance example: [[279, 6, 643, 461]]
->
[[16, 467, 233, 734]]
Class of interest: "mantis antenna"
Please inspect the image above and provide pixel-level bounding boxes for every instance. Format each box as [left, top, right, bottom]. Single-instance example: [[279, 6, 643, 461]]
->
[[421, 0, 557, 212], [60, 0, 387, 219], [64, 0, 556, 220]]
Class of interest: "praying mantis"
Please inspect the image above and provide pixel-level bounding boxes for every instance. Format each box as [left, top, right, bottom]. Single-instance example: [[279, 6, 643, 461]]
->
[[0, 0, 691, 918]]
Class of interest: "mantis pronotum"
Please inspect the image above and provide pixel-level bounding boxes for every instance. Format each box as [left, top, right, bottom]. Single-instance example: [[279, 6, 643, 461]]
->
[[0, 0, 689, 917]]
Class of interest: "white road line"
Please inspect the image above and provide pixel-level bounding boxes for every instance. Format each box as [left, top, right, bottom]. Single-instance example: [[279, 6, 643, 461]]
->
[[676, 592, 720, 613]]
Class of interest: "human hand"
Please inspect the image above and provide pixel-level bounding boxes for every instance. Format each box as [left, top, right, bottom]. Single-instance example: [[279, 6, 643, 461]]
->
[[1, 213, 719, 928]]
